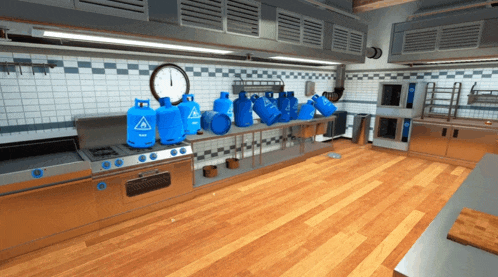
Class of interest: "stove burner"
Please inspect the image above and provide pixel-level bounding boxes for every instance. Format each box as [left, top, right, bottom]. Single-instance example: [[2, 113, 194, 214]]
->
[[88, 147, 119, 158], [121, 144, 152, 153]]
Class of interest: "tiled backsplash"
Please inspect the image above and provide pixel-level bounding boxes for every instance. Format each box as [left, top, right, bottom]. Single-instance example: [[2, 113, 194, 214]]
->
[[340, 68, 498, 141], [0, 51, 335, 167]]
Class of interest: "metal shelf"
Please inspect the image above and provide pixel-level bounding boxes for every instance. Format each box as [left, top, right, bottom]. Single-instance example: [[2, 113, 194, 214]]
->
[[232, 78, 285, 95], [421, 82, 462, 122], [468, 82, 498, 105]]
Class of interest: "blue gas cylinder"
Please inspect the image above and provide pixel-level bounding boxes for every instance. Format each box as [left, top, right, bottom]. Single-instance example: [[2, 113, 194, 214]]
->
[[127, 98, 156, 148], [178, 94, 201, 135], [265, 91, 278, 107], [156, 97, 185, 145], [214, 92, 234, 122], [297, 100, 316, 120], [312, 94, 337, 117], [250, 94, 281, 126], [277, 92, 291, 123], [287, 91, 298, 120], [201, 111, 231, 135], [233, 91, 253, 127]]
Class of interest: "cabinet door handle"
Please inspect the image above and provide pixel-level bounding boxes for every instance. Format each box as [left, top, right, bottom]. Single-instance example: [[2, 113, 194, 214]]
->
[[442, 128, 447, 137], [453, 129, 459, 138]]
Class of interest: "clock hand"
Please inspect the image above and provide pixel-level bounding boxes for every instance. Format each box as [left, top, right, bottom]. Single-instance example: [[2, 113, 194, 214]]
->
[[170, 68, 173, 86]]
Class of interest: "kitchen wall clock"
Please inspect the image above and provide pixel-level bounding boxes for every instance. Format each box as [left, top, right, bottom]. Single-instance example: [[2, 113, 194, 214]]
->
[[150, 63, 190, 105]]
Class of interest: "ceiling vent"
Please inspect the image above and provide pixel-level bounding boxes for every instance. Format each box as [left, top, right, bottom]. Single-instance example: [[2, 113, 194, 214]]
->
[[438, 21, 482, 50], [402, 27, 438, 53], [277, 9, 302, 44], [302, 17, 324, 48], [179, 0, 224, 31], [332, 25, 364, 55], [226, 0, 260, 37], [74, 0, 149, 21]]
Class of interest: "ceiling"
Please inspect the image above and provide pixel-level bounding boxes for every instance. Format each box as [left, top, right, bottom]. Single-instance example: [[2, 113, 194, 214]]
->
[[353, 0, 418, 13]]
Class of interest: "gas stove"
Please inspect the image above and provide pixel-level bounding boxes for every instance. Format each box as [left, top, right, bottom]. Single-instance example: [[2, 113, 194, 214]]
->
[[78, 141, 193, 173]]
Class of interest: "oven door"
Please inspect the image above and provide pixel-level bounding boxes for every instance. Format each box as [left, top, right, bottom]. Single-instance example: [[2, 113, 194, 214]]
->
[[377, 83, 407, 108], [374, 116, 404, 142]]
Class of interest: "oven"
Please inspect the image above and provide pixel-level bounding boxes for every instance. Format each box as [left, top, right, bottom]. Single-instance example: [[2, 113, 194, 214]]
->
[[377, 82, 426, 118], [373, 116, 413, 151], [92, 157, 193, 221]]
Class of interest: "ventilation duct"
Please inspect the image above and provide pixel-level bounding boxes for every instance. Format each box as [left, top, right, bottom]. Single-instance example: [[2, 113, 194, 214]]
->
[[389, 5, 498, 65], [323, 64, 345, 103]]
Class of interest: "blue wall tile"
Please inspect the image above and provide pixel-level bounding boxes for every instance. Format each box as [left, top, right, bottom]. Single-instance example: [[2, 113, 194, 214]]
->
[[64, 67, 79, 74]]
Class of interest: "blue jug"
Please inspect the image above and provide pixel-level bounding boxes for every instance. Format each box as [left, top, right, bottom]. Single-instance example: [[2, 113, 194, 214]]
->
[[156, 97, 185, 145], [250, 94, 281, 126], [201, 111, 231, 135], [214, 92, 234, 122], [265, 91, 278, 107], [312, 94, 337, 117], [297, 100, 316, 120], [178, 94, 201, 135], [233, 91, 253, 127], [288, 91, 298, 120], [277, 92, 291, 123], [127, 98, 156, 148], [261, 92, 277, 124]]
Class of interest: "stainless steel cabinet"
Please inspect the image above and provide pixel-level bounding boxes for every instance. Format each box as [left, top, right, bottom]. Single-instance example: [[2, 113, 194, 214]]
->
[[409, 122, 450, 156], [446, 126, 498, 162]]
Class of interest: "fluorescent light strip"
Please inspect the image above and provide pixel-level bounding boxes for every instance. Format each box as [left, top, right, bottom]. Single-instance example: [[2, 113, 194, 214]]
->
[[41, 31, 233, 55], [425, 58, 498, 64], [270, 56, 340, 65]]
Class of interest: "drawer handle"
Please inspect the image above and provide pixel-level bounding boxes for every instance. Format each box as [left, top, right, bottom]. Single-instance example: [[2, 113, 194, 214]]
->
[[139, 169, 159, 178], [442, 128, 447, 137], [453, 129, 459, 138]]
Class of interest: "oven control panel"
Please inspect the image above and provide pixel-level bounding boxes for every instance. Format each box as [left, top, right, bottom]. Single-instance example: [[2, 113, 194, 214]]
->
[[85, 145, 193, 173]]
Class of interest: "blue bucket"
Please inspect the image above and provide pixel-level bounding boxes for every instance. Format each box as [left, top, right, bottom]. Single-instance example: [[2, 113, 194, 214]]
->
[[201, 111, 232, 135], [312, 94, 337, 117]]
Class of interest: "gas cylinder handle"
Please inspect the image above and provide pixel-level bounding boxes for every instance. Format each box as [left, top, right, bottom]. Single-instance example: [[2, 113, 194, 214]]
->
[[135, 98, 150, 108], [312, 95, 318, 101], [250, 94, 259, 102], [183, 94, 194, 102]]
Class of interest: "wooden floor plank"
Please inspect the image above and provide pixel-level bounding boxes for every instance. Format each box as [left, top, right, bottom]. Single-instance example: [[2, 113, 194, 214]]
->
[[346, 210, 425, 277], [0, 141, 474, 277]]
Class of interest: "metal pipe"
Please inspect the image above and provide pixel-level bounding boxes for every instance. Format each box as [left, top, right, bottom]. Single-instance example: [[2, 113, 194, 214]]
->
[[252, 132, 255, 168], [192, 142, 195, 186], [234, 135, 237, 159], [241, 134, 244, 159]]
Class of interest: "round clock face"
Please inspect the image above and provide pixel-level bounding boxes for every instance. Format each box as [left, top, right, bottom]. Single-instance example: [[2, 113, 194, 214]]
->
[[150, 63, 190, 105]]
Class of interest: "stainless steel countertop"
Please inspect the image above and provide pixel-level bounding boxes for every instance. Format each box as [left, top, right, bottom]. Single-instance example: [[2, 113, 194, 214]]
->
[[413, 117, 498, 130], [0, 152, 84, 175], [186, 115, 336, 143], [394, 153, 498, 277]]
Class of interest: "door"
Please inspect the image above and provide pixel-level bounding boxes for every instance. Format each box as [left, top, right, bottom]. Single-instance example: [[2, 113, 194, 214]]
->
[[409, 122, 450, 156], [446, 126, 498, 162], [374, 116, 402, 141]]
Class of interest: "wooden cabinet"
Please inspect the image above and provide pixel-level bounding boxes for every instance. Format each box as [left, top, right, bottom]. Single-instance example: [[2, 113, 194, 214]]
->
[[410, 121, 498, 163], [0, 178, 98, 251]]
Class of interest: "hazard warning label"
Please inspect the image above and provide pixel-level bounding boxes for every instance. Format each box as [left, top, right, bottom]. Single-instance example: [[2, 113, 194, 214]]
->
[[134, 116, 152, 131], [188, 107, 201, 119]]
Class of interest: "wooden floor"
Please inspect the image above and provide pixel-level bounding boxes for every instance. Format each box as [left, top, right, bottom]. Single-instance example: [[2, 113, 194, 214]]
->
[[0, 139, 472, 277]]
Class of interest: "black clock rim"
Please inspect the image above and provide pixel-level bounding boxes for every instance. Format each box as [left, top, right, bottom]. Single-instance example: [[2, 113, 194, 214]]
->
[[149, 63, 190, 105]]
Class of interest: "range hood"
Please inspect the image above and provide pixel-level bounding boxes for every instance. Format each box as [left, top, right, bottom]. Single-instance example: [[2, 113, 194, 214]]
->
[[0, 0, 368, 66], [388, 2, 498, 65]]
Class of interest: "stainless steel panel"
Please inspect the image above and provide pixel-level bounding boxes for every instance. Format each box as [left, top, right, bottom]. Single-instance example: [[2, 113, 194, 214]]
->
[[446, 126, 498, 162], [409, 122, 450, 156], [372, 139, 409, 151]]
